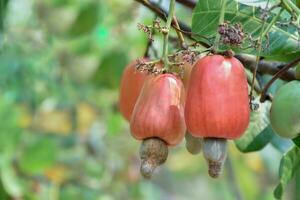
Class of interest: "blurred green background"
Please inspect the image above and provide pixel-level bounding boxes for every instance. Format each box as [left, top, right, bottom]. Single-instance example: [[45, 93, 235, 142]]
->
[[0, 0, 298, 199]]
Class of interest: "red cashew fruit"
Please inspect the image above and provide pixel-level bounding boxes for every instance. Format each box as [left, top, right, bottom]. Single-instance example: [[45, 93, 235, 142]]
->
[[185, 55, 250, 178], [119, 58, 148, 121], [130, 73, 186, 178]]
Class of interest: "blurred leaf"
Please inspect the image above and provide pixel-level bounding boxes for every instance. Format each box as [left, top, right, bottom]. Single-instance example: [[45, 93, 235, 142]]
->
[[235, 102, 274, 152], [293, 135, 300, 149], [0, 0, 8, 50], [92, 50, 128, 88], [0, 0, 9, 31], [296, 168, 300, 200], [69, 2, 98, 37], [0, 156, 23, 198], [44, 165, 68, 184], [19, 137, 58, 175], [0, 98, 21, 155], [0, 180, 9, 200], [271, 134, 294, 153], [60, 184, 99, 200], [106, 112, 124, 136], [191, 0, 300, 60], [274, 146, 300, 199]]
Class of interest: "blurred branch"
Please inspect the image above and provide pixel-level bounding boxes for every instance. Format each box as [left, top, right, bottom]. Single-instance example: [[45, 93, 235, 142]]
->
[[175, 0, 196, 9], [235, 54, 296, 81], [135, 0, 297, 82]]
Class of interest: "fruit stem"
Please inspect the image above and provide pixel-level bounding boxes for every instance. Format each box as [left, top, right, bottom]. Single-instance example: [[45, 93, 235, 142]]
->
[[162, 0, 176, 71], [213, 0, 227, 50], [139, 138, 168, 179], [261, 8, 284, 38], [172, 16, 188, 49], [260, 55, 300, 102], [281, 0, 300, 16], [249, 1, 271, 99], [202, 138, 227, 178], [185, 132, 202, 155]]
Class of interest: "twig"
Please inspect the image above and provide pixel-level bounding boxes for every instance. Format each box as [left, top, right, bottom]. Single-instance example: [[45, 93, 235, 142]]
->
[[136, 0, 298, 82], [162, 0, 176, 69], [172, 16, 187, 49], [134, 0, 210, 48], [260, 56, 300, 102], [175, 0, 196, 8], [249, 0, 271, 99]]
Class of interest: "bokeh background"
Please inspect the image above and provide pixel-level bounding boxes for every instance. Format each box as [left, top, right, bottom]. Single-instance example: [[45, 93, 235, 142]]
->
[[0, 0, 298, 199]]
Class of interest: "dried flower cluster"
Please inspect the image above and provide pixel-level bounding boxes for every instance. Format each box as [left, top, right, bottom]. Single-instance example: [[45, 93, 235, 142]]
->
[[218, 22, 245, 46], [174, 49, 200, 65], [135, 58, 164, 75], [137, 19, 164, 42]]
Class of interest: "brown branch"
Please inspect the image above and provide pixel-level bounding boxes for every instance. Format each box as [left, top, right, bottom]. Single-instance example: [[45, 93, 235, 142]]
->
[[172, 16, 188, 49], [260, 56, 300, 102], [134, 0, 210, 48], [175, 0, 196, 9], [135, 0, 297, 84], [134, 0, 191, 33], [236, 54, 296, 81]]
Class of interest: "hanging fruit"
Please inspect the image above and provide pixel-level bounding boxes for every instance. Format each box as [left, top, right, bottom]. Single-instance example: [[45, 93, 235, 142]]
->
[[130, 73, 186, 178], [270, 80, 300, 139], [185, 54, 250, 178], [185, 132, 202, 155], [119, 58, 148, 121]]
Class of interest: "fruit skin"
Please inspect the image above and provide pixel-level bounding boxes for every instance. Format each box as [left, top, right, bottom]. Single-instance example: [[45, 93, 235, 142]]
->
[[119, 59, 148, 121], [182, 62, 193, 90], [185, 55, 250, 139], [130, 74, 186, 146], [270, 80, 300, 139]]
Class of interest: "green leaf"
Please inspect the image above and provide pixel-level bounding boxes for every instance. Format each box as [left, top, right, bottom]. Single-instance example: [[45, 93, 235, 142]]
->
[[293, 135, 300, 148], [0, 180, 9, 200], [0, 97, 21, 155], [191, 0, 300, 60], [19, 137, 58, 175], [106, 112, 124, 137], [236, 0, 280, 7], [0, 156, 23, 198], [235, 101, 274, 152], [271, 134, 294, 153], [296, 168, 300, 200], [69, 2, 99, 37], [274, 146, 300, 199], [92, 49, 128, 88]]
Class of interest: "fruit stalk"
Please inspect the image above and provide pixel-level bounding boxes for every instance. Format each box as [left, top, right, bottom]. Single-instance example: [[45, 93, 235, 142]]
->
[[213, 0, 227, 50], [162, 0, 175, 69]]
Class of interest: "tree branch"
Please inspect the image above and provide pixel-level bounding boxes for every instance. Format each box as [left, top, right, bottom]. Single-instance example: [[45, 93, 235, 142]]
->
[[175, 0, 196, 9], [260, 55, 300, 102], [135, 0, 297, 82], [235, 54, 296, 81]]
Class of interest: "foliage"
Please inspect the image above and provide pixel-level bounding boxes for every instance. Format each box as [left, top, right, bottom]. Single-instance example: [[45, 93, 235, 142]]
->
[[0, 0, 299, 199]]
